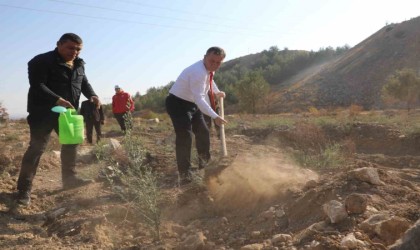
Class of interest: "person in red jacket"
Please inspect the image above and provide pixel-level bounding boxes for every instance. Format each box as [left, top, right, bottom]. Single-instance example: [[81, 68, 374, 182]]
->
[[112, 85, 134, 132]]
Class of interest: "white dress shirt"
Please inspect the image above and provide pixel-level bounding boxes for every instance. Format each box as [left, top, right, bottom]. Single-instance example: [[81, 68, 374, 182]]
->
[[169, 60, 221, 119]]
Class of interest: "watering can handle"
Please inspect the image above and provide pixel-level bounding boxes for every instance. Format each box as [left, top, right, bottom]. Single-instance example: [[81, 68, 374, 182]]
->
[[60, 110, 74, 137]]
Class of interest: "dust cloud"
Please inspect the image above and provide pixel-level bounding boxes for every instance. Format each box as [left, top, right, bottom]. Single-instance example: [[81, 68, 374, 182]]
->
[[207, 145, 318, 213]]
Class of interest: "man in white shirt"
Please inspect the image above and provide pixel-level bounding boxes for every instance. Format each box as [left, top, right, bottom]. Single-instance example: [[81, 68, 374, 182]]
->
[[166, 47, 227, 185]]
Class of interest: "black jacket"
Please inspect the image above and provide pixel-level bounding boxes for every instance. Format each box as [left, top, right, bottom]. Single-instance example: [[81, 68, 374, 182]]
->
[[80, 100, 104, 123], [27, 48, 97, 116]]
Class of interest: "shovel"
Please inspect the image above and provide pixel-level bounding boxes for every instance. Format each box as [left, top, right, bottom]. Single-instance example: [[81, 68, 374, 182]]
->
[[204, 97, 230, 181], [219, 97, 228, 157]]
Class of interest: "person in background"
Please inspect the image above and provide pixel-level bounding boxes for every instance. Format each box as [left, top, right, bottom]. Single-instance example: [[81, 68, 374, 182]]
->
[[16, 33, 101, 206], [80, 99, 104, 144], [166, 47, 227, 185], [112, 85, 134, 133]]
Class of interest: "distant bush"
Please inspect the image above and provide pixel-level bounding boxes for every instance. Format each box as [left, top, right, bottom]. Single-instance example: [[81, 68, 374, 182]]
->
[[137, 82, 173, 113], [289, 122, 351, 169], [308, 106, 320, 116], [349, 104, 364, 116], [292, 141, 349, 169], [291, 122, 328, 150]]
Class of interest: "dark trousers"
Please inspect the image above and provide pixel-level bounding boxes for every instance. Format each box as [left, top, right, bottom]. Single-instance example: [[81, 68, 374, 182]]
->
[[17, 113, 78, 192], [114, 112, 131, 132], [165, 94, 210, 175], [85, 119, 102, 143]]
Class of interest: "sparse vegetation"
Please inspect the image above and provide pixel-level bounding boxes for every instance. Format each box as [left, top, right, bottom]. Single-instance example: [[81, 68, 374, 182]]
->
[[308, 106, 321, 116], [252, 115, 294, 129], [1, 132, 19, 142], [93, 140, 108, 161], [96, 116, 163, 241], [287, 122, 349, 169], [349, 104, 364, 116], [292, 142, 348, 169]]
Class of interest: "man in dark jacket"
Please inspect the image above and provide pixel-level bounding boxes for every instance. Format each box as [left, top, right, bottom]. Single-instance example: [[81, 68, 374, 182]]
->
[[80, 99, 105, 144], [16, 33, 101, 206]]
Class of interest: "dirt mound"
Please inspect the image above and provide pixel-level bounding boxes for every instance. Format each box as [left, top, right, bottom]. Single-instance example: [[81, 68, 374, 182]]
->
[[207, 145, 317, 214]]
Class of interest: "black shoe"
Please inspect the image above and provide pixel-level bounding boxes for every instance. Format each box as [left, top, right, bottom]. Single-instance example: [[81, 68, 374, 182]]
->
[[16, 190, 31, 206], [63, 176, 94, 189]]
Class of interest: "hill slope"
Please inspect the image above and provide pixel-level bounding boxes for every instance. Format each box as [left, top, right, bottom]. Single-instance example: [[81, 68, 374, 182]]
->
[[275, 16, 420, 111], [213, 16, 419, 113]]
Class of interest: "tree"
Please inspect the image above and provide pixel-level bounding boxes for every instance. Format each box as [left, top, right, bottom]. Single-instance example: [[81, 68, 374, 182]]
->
[[138, 81, 174, 112], [235, 72, 270, 113], [382, 68, 420, 111], [269, 46, 279, 53]]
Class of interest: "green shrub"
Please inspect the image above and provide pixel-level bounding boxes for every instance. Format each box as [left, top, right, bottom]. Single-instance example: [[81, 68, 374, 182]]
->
[[292, 142, 347, 169], [97, 123, 162, 240]]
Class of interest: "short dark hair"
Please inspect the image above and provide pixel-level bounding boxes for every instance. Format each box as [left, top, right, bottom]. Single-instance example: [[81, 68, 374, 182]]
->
[[58, 33, 83, 44], [206, 47, 226, 58]]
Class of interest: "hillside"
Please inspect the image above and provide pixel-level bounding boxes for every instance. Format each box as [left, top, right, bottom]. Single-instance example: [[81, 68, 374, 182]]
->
[[312, 16, 419, 109], [213, 16, 420, 113]]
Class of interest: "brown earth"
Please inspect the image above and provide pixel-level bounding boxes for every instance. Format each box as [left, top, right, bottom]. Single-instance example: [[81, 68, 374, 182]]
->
[[0, 113, 419, 249]]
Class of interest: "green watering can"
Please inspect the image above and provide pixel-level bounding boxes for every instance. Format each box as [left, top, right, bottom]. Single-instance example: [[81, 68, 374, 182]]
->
[[52, 106, 84, 144]]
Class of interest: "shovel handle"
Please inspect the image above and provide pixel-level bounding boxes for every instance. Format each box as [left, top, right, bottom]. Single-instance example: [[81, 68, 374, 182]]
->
[[219, 97, 228, 157]]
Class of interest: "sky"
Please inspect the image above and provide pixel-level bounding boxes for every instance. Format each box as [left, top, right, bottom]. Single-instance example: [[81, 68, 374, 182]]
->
[[0, 0, 419, 118]]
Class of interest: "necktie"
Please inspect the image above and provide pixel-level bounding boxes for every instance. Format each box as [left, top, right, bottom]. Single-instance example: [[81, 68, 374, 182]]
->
[[209, 72, 216, 111]]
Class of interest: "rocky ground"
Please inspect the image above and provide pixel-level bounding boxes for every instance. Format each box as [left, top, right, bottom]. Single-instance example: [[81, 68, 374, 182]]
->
[[0, 112, 419, 250]]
